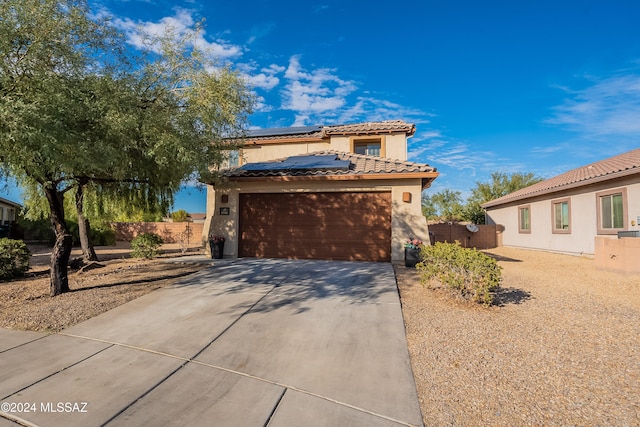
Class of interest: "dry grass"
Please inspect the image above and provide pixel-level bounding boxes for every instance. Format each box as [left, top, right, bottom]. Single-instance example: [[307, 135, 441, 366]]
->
[[396, 246, 640, 426], [0, 244, 208, 332]]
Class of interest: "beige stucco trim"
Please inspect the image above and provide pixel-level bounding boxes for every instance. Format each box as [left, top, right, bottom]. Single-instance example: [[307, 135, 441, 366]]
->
[[595, 187, 628, 235], [246, 137, 325, 145], [226, 172, 439, 184], [551, 197, 572, 234], [349, 135, 387, 157]]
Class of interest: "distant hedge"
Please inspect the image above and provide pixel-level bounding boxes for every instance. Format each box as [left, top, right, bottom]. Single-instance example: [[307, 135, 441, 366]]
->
[[0, 238, 31, 281]]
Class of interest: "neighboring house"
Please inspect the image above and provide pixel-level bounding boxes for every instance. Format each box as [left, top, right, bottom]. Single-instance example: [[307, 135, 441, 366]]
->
[[189, 213, 207, 224], [0, 196, 20, 225], [203, 120, 439, 262], [482, 148, 640, 255]]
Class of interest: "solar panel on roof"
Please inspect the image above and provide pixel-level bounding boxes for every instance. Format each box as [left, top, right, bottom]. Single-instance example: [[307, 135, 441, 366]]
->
[[246, 125, 322, 138], [238, 155, 350, 172]]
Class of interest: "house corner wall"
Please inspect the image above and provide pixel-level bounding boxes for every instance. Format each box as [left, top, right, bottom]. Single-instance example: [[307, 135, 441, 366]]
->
[[206, 187, 239, 258], [391, 181, 429, 262]]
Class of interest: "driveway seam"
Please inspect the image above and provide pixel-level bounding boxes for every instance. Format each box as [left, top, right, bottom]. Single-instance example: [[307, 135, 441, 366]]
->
[[0, 335, 50, 355], [55, 332, 417, 427], [1, 344, 114, 401], [263, 388, 287, 427], [73, 262, 308, 426]]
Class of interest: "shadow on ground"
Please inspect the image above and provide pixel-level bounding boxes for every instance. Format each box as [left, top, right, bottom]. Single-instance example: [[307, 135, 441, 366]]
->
[[493, 286, 533, 306], [172, 259, 396, 315]]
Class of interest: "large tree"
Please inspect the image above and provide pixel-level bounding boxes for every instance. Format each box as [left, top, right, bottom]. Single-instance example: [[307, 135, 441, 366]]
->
[[0, 0, 253, 295], [463, 172, 544, 224], [422, 189, 464, 222]]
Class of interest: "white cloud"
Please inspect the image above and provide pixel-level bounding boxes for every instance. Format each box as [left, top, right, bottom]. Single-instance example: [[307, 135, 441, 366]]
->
[[337, 97, 430, 125], [248, 73, 280, 90], [112, 9, 243, 60], [547, 73, 640, 138], [281, 56, 357, 122]]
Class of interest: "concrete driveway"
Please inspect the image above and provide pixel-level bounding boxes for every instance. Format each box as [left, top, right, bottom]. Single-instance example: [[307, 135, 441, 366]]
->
[[0, 259, 423, 427]]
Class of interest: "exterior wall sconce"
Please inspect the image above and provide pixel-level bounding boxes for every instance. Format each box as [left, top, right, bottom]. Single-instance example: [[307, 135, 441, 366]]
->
[[221, 194, 229, 203], [402, 192, 412, 203]]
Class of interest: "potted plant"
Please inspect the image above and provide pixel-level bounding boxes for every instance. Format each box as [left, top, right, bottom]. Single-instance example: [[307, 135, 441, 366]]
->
[[404, 237, 423, 267], [208, 235, 225, 259]]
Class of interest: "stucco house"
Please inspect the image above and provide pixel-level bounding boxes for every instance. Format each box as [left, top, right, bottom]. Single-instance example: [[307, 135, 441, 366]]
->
[[0, 196, 20, 225], [202, 120, 438, 262], [482, 148, 640, 256]]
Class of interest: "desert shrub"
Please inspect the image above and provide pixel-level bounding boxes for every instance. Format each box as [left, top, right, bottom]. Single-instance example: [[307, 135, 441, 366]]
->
[[0, 238, 31, 281], [130, 232, 164, 259], [90, 223, 116, 246], [417, 242, 501, 305]]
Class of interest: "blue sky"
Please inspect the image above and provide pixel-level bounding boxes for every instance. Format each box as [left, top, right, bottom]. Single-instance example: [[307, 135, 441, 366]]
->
[[3, 0, 640, 213]]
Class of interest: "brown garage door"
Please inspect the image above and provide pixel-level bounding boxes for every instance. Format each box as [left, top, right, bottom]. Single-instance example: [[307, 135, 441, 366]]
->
[[239, 192, 391, 262]]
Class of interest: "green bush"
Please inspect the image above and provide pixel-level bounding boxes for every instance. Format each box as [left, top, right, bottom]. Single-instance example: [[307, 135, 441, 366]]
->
[[90, 223, 116, 246], [416, 242, 501, 305], [0, 238, 31, 281], [64, 221, 116, 247], [17, 217, 55, 244], [130, 233, 164, 259]]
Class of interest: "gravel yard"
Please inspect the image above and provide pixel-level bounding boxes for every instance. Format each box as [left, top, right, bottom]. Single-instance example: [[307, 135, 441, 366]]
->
[[396, 246, 640, 427]]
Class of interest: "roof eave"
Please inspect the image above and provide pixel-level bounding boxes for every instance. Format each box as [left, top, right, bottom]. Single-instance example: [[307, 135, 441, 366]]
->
[[482, 167, 640, 209], [219, 171, 438, 184]]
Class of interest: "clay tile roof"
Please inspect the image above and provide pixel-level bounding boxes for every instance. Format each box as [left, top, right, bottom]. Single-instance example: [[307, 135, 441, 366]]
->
[[244, 125, 325, 142], [323, 120, 416, 136], [223, 150, 436, 178], [482, 147, 640, 208], [243, 120, 415, 142]]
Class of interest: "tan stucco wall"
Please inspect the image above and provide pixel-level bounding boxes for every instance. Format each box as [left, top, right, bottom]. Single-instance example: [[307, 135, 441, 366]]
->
[[485, 177, 640, 255], [204, 178, 428, 262], [242, 141, 331, 163], [239, 132, 408, 165], [595, 236, 640, 275]]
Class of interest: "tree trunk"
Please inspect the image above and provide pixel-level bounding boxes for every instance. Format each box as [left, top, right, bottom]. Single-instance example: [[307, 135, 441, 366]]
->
[[75, 182, 98, 261], [44, 185, 72, 296]]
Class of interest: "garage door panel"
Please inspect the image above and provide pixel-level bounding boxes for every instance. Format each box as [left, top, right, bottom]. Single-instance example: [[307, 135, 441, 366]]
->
[[239, 192, 391, 262]]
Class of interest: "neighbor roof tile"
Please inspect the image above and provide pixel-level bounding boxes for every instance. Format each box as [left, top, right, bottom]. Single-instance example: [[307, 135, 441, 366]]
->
[[482, 147, 640, 208]]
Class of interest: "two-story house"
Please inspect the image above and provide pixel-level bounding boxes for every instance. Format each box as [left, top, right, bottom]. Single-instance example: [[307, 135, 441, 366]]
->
[[202, 120, 438, 262]]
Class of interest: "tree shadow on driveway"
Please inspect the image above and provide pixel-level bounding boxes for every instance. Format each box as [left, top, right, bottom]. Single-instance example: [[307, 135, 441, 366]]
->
[[170, 258, 398, 315]]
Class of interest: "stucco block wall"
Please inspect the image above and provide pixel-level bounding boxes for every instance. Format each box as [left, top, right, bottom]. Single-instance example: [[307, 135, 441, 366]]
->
[[485, 177, 640, 255], [112, 222, 204, 244], [204, 179, 428, 261], [595, 236, 640, 275], [428, 223, 499, 249]]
